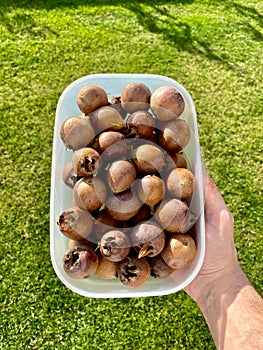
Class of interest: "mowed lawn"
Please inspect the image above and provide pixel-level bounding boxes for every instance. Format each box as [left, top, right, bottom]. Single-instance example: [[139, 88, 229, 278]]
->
[[0, 0, 262, 349]]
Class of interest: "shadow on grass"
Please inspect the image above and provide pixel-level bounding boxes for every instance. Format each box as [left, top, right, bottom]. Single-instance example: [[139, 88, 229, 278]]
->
[[0, 10, 58, 37], [1, 0, 262, 70], [123, 3, 228, 65], [0, 0, 194, 9], [229, 3, 263, 42]]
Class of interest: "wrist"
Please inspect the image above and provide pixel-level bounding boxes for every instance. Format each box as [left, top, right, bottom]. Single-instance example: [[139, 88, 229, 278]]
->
[[194, 266, 250, 311], [184, 262, 248, 305], [192, 267, 263, 350]]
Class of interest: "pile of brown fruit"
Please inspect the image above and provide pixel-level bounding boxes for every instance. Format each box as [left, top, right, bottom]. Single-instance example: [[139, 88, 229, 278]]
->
[[57, 81, 198, 288]]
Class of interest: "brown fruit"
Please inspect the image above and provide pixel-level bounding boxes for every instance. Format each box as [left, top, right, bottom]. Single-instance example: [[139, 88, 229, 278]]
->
[[137, 175, 165, 208], [161, 233, 197, 269], [132, 144, 165, 174], [96, 253, 118, 279], [62, 161, 80, 188], [100, 230, 130, 262], [130, 222, 165, 258], [57, 206, 93, 241], [150, 86, 185, 121], [105, 190, 141, 221], [89, 138, 100, 152], [121, 82, 151, 114], [127, 110, 155, 138], [60, 115, 95, 150], [108, 95, 127, 117], [73, 177, 107, 211], [98, 131, 128, 159], [67, 239, 95, 251], [158, 119, 191, 153], [168, 152, 187, 169], [166, 168, 195, 199], [92, 106, 125, 132], [148, 254, 174, 278], [77, 85, 108, 115], [127, 204, 152, 226], [146, 132, 158, 145], [92, 209, 122, 241], [72, 147, 101, 178], [155, 198, 191, 233], [107, 160, 137, 194], [118, 256, 150, 287], [62, 245, 98, 279]]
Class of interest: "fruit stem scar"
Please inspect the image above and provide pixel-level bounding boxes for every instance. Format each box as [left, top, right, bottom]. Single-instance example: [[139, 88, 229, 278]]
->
[[82, 156, 96, 172], [138, 243, 154, 258], [65, 251, 81, 270], [72, 251, 80, 264], [102, 245, 112, 256], [121, 264, 140, 281]]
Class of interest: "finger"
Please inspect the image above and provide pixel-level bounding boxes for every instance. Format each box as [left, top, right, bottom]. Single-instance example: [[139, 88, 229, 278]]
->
[[202, 168, 229, 216]]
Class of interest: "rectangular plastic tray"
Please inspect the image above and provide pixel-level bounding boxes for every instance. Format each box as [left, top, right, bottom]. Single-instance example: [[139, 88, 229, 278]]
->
[[50, 73, 205, 298]]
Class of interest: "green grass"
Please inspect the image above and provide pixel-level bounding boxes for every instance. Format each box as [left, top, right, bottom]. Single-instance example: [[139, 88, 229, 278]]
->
[[0, 0, 262, 349]]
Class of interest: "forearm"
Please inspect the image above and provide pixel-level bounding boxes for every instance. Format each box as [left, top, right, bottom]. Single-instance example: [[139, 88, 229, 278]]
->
[[196, 268, 263, 349]]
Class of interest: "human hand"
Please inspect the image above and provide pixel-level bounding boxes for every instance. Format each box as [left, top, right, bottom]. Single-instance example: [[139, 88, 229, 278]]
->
[[180, 168, 263, 349], [182, 168, 241, 303]]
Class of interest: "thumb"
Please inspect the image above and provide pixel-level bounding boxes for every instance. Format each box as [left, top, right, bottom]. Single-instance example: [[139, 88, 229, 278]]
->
[[202, 166, 230, 218]]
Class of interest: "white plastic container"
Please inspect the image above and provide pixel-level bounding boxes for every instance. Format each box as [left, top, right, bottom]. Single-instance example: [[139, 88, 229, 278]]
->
[[50, 74, 205, 298]]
